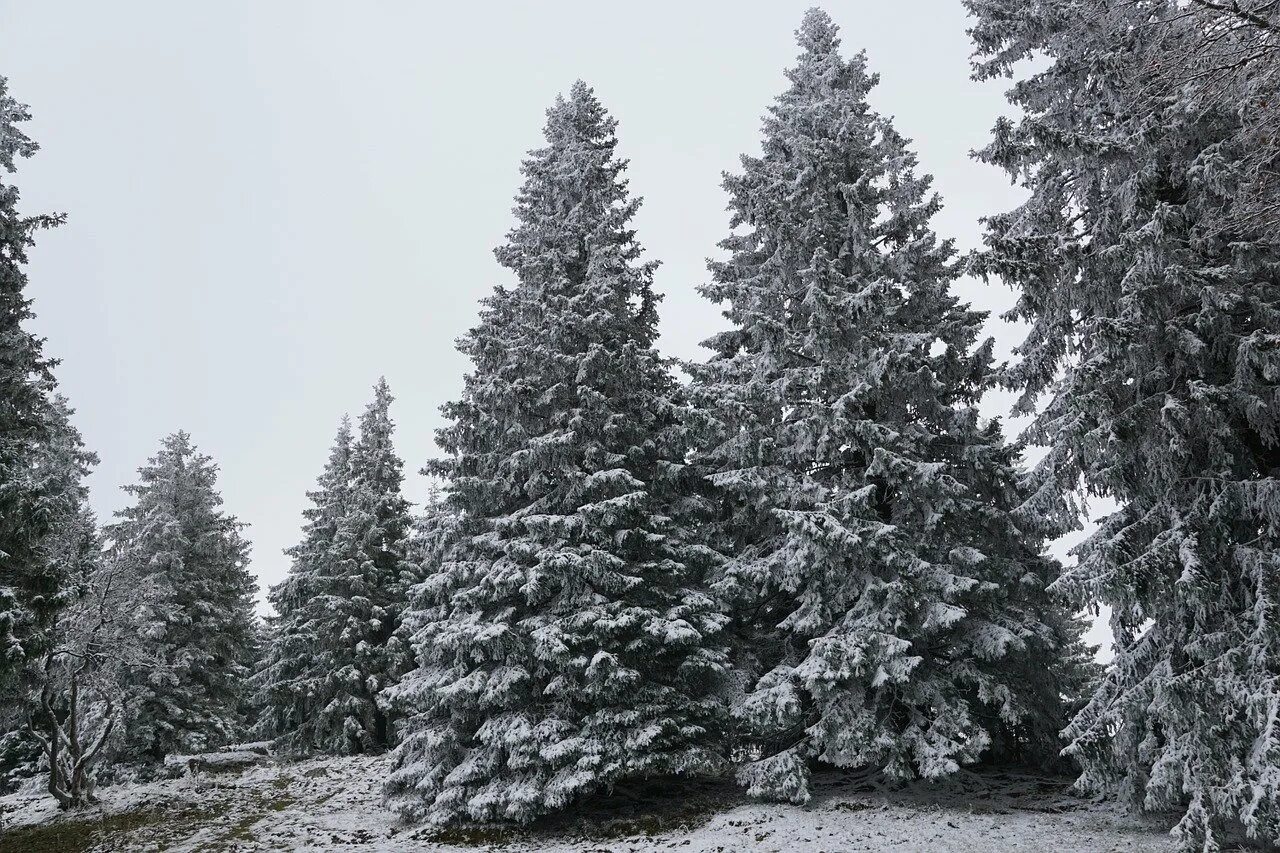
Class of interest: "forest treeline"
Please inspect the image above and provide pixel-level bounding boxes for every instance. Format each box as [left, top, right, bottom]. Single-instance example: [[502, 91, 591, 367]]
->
[[1, 6, 1276, 851]]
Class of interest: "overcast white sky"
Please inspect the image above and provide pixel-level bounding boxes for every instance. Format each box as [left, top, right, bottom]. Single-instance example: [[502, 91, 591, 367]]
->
[[1, 1, 1110, 651]]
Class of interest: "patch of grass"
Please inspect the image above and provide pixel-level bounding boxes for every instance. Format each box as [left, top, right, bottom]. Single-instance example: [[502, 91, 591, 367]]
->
[[185, 795, 279, 851], [221, 812, 262, 843], [188, 790, 297, 848], [267, 795, 296, 812], [0, 802, 209, 853]]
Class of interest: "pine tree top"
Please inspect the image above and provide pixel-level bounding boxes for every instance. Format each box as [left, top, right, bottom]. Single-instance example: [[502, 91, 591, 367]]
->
[[778, 9, 875, 120], [0, 77, 39, 175], [438, 85, 668, 478], [493, 81, 658, 340], [330, 414, 354, 470], [701, 11, 966, 377], [109, 432, 249, 554], [0, 76, 63, 439], [352, 377, 409, 510]]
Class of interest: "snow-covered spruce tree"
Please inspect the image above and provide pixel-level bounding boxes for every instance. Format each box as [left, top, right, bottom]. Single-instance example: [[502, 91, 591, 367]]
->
[[380, 483, 454, 712], [338, 377, 416, 747], [378, 485, 460, 755], [260, 380, 413, 755], [108, 432, 258, 764], [967, 2, 1280, 848], [242, 612, 273, 743], [687, 9, 1091, 804], [256, 417, 354, 749], [385, 82, 729, 825], [31, 398, 100, 606], [0, 76, 71, 702]]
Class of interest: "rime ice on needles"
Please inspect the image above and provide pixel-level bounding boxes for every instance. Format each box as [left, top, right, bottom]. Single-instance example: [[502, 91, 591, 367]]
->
[[966, 1, 1280, 849], [385, 81, 730, 826], [688, 9, 1091, 804]]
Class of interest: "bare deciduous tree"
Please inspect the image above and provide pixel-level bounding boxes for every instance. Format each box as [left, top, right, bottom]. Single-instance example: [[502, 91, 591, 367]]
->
[[27, 557, 158, 809]]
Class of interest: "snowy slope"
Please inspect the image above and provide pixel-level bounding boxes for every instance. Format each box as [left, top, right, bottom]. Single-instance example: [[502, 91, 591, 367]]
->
[[0, 756, 1179, 852]]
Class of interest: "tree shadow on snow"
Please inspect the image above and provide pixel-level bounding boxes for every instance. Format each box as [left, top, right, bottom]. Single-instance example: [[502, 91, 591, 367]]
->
[[422, 774, 743, 846]]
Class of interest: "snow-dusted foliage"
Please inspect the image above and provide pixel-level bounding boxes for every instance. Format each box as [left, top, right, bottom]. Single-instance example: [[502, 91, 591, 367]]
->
[[687, 10, 1091, 804], [340, 378, 416, 732], [385, 82, 729, 825], [966, 1, 1280, 848], [260, 379, 414, 755], [0, 398, 101, 800], [0, 77, 100, 800], [107, 432, 258, 764], [28, 532, 155, 809], [0, 76, 72, 703], [1136, 1, 1278, 236], [256, 418, 355, 750], [28, 399, 100, 611]]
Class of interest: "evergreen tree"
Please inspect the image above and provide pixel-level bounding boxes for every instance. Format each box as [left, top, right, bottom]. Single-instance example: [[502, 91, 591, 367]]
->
[[385, 82, 729, 825], [340, 377, 415, 748], [242, 611, 274, 744], [260, 380, 413, 755], [257, 417, 354, 750], [34, 399, 100, 602], [377, 484, 459, 754], [0, 76, 70, 700], [109, 432, 257, 763], [688, 9, 1090, 804], [967, 1, 1280, 848]]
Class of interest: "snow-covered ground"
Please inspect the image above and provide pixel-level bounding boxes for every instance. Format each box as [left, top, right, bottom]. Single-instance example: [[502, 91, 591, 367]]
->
[[0, 756, 1180, 852]]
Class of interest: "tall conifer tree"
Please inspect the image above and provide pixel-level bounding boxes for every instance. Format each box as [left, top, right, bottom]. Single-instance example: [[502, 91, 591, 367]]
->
[[260, 380, 413, 755], [109, 432, 257, 763], [689, 10, 1090, 803], [967, 1, 1280, 847], [257, 416, 355, 751], [0, 74, 97, 771], [0, 77, 71, 700], [329, 378, 413, 751], [386, 82, 728, 825]]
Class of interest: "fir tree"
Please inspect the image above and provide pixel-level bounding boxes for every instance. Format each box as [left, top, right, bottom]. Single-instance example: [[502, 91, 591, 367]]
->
[[257, 417, 354, 750], [109, 432, 257, 763], [0, 76, 70, 701], [385, 82, 729, 825], [967, 1, 1280, 848], [260, 380, 413, 755], [33, 399, 100, 602], [688, 9, 1090, 803], [340, 377, 415, 748]]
